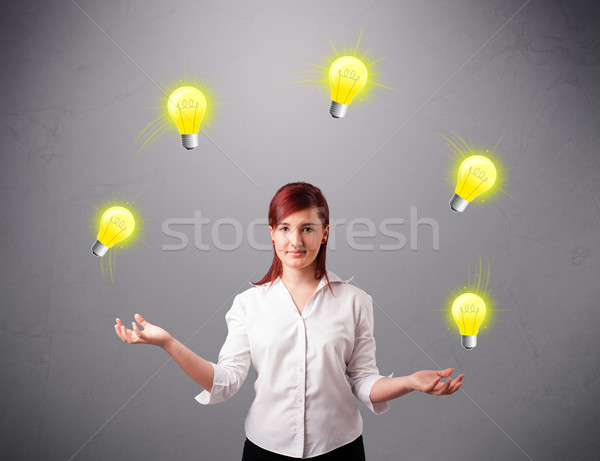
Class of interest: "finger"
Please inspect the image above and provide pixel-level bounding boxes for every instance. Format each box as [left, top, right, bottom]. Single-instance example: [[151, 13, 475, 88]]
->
[[134, 313, 149, 328], [436, 378, 453, 395], [115, 323, 128, 342], [121, 324, 136, 343], [116, 324, 127, 341], [447, 375, 463, 392], [438, 368, 453, 377], [119, 324, 129, 342], [447, 381, 462, 394], [132, 321, 145, 341], [114, 324, 125, 342], [425, 376, 441, 392], [450, 382, 463, 394], [432, 376, 450, 390]]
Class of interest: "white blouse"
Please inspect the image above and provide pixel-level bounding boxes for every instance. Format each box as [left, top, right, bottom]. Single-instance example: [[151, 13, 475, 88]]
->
[[195, 270, 392, 458]]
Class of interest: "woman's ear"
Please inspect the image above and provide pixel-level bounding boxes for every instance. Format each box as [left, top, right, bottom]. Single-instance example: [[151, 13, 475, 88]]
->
[[269, 226, 274, 241]]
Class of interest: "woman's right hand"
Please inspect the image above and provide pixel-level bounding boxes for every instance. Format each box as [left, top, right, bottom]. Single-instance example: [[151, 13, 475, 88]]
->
[[114, 313, 173, 348]]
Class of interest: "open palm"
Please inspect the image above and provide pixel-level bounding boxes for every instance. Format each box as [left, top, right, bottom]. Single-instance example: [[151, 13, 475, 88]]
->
[[410, 368, 464, 395], [114, 313, 172, 348]]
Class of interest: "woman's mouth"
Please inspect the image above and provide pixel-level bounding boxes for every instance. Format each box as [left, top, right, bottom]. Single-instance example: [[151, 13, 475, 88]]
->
[[287, 251, 306, 256]]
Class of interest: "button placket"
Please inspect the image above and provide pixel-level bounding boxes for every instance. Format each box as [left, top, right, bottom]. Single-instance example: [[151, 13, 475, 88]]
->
[[296, 317, 307, 456]]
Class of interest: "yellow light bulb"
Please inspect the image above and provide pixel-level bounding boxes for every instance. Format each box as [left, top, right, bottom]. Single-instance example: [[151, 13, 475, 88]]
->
[[451, 293, 486, 349], [328, 56, 368, 118], [91, 206, 135, 257], [450, 155, 497, 212], [167, 86, 207, 150]]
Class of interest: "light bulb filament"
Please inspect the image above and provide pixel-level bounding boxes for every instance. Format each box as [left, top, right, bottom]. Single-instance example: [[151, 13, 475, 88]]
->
[[178, 99, 200, 109], [110, 216, 128, 230], [460, 304, 480, 313], [457, 167, 490, 200], [99, 218, 128, 246], [337, 69, 361, 104], [176, 99, 202, 134], [340, 68, 360, 81], [460, 304, 480, 335], [470, 166, 488, 180]]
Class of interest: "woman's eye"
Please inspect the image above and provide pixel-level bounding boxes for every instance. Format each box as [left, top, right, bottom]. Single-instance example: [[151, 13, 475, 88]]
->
[[278, 226, 314, 232]]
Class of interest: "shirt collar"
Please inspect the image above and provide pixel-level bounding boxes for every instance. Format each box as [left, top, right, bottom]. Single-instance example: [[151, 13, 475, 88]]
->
[[324, 270, 354, 284], [250, 270, 354, 289]]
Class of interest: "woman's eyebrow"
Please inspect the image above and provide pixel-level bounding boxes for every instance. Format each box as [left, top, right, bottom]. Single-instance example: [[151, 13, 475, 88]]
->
[[279, 222, 318, 226]]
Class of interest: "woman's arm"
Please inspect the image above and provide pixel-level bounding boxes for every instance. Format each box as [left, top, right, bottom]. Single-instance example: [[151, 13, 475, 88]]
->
[[369, 376, 413, 403], [370, 368, 464, 403], [162, 337, 215, 392], [115, 314, 215, 392]]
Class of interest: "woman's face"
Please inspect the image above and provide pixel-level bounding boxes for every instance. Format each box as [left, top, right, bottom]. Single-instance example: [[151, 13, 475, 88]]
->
[[269, 207, 329, 274]]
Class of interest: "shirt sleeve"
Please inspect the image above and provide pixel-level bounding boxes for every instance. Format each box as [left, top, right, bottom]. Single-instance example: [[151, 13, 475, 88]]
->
[[346, 293, 392, 415], [195, 295, 251, 405]]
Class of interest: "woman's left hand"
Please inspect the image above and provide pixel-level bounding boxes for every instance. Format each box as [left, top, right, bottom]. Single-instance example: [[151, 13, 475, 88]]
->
[[409, 368, 464, 395]]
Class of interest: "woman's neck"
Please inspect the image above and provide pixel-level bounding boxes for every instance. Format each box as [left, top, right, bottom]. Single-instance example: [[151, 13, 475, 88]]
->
[[280, 265, 321, 289]]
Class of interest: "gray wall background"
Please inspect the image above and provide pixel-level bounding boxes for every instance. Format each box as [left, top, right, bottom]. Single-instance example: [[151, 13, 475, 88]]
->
[[1, 0, 599, 459]]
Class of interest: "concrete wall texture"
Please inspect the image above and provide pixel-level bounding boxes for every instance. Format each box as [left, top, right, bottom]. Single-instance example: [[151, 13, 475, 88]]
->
[[1, 0, 599, 460]]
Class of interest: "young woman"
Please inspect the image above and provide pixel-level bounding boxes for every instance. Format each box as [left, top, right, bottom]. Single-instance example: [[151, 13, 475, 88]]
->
[[114, 182, 463, 460]]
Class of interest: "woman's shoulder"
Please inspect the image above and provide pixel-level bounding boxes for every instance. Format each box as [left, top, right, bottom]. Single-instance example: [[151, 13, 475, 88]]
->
[[326, 271, 372, 304], [334, 281, 372, 303], [232, 282, 272, 305]]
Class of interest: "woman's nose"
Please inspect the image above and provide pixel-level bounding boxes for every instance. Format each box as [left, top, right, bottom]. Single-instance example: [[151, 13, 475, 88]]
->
[[289, 229, 303, 247]]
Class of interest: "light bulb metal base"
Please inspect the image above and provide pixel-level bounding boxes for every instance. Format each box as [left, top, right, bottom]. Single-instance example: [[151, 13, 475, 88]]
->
[[181, 133, 199, 150], [461, 335, 477, 350], [450, 194, 469, 212], [92, 240, 109, 257], [329, 101, 348, 119]]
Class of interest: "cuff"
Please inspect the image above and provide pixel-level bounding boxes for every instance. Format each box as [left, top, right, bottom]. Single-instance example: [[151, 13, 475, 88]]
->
[[359, 373, 394, 415], [194, 362, 224, 405]]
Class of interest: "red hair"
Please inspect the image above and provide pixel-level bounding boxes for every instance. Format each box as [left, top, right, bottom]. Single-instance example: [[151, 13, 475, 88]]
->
[[253, 182, 332, 293]]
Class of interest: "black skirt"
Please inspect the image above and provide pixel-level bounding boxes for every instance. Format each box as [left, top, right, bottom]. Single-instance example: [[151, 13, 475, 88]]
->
[[242, 435, 366, 460]]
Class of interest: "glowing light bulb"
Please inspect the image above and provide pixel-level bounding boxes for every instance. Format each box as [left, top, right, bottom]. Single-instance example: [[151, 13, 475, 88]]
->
[[91, 206, 135, 257], [452, 293, 486, 349], [167, 86, 207, 150], [450, 155, 497, 212], [328, 56, 368, 118]]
